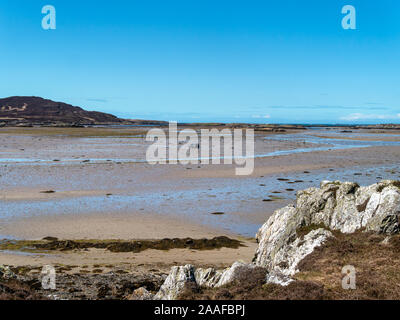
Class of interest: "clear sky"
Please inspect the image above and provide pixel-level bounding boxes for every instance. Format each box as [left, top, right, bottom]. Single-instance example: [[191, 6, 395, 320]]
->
[[0, 0, 399, 124]]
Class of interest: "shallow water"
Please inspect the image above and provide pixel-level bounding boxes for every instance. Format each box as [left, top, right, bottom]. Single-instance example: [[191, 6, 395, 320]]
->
[[0, 249, 50, 257], [2, 130, 400, 165], [1, 163, 400, 237], [263, 131, 400, 155]]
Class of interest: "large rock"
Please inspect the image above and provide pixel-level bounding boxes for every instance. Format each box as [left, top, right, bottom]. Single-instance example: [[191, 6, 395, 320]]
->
[[0, 265, 16, 280], [265, 270, 294, 286], [128, 287, 154, 300], [296, 180, 400, 234], [254, 212, 332, 277], [195, 261, 256, 288], [154, 265, 196, 300], [254, 205, 301, 270], [364, 185, 400, 234], [255, 180, 400, 275], [155, 261, 256, 300], [156, 180, 400, 297], [271, 228, 333, 276]]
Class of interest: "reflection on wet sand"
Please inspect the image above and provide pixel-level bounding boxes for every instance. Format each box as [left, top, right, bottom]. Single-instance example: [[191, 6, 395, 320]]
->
[[1, 128, 400, 238]]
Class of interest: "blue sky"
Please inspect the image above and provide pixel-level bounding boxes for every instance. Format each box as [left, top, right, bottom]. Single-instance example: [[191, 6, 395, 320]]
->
[[0, 0, 399, 124]]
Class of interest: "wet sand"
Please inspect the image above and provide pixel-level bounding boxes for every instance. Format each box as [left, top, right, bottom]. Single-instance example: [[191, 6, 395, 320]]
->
[[0, 240, 257, 274], [1, 212, 228, 240]]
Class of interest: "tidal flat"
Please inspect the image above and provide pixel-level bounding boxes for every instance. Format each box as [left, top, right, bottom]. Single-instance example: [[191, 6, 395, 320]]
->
[[1, 126, 400, 299]]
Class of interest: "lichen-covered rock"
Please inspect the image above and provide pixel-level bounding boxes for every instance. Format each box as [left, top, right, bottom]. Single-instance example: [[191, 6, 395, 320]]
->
[[265, 270, 294, 286], [253, 202, 332, 275], [0, 265, 16, 280], [216, 261, 256, 287], [195, 261, 256, 288], [296, 180, 400, 234], [254, 205, 300, 269], [155, 261, 256, 300], [154, 264, 196, 300], [156, 180, 400, 296], [364, 186, 400, 234], [271, 228, 332, 276], [194, 267, 223, 288], [255, 180, 400, 274], [296, 181, 363, 233]]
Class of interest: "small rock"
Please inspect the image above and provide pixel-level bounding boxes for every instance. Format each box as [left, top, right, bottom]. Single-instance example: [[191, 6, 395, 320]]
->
[[128, 287, 154, 300], [154, 265, 196, 300], [0, 265, 17, 280], [265, 270, 294, 286], [43, 236, 58, 241]]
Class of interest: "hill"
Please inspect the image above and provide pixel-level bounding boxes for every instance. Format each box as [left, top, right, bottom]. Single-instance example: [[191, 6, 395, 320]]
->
[[0, 96, 164, 126]]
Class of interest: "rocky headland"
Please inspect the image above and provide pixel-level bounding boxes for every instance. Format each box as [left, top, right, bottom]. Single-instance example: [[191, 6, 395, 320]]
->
[[2, 179, 400, 300], [151, 179, 400, 300], [0, 96, 167, 127], [0, 96, 309, 131]]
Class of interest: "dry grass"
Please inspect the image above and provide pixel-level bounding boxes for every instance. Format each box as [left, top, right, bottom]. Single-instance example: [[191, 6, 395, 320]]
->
[[295, 230, 400, 299], [0, 279, 45, 300], [180, 231, 400, 300], [180, 266, 329, 300]]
